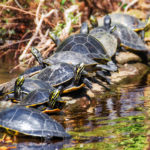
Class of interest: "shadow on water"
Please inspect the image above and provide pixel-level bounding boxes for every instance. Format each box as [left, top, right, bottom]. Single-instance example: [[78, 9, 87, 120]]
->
[[0, 59, 150, 149]]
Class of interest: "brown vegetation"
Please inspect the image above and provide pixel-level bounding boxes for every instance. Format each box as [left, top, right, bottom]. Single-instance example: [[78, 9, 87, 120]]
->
[[0, 0, 149, 71]]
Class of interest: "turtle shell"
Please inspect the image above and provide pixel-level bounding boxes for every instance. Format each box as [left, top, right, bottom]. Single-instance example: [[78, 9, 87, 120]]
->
[[97, 13, 146, 32], [20, 89, 53, 106], [55, 33, 110, 62], [21, 66, 43, 75], [44, 51, 117, 72], [6, 78, 53, 101], [20, 88, 64, 109], [89, 27, 118, 58], [0, 106, 70, 139], [34, 63, 74, 87], [20, 79, 53, 99], [112, 23, 149, 52], [44, 51, 98, 68]]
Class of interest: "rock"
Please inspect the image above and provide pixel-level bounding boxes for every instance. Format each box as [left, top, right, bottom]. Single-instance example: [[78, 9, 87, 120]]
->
[[115, 51, 142, 64], [111, 63, 149, 84]]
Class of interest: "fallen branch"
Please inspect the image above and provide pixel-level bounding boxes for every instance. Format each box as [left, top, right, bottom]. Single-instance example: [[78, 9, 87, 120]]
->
[[124, 0, 138, 12], [19, 0, 58, 61]]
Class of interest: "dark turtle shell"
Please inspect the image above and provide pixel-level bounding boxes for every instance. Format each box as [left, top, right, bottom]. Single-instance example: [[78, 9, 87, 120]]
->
[[97, 13, 147, 32], [89, 27, 118, 58], [34, 63, 74, 87], [21, 66, 43, 76], [20, 88, 65, 110], [55, 33, 110, 63], [0, 106, 70, 139], [44, 51, 97, 66], [6, 79, 53, 101], [112, 23, 149, 52]]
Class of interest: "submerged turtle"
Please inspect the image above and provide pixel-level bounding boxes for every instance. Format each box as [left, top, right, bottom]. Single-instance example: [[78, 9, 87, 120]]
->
[[32, 62, 94, 93], [19, 88, 65, 113], [0, 106, 71, 141]]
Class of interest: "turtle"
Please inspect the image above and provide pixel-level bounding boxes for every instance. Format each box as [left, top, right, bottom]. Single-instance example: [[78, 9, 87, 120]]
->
[[5, 76, 61, 108], [55, 33, 110, 64], [80, 21, 118, 70], [89, 27, 118, 59], [0, 106, 71, 141], [32, 62, 96, 93], [99, 15, 149, 63], [97, 13, 150, 38], [19, 88, 66, 113]]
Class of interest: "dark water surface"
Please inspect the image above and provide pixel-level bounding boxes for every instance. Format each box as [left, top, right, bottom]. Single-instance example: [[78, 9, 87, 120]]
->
[[0, 60, 150, 150]]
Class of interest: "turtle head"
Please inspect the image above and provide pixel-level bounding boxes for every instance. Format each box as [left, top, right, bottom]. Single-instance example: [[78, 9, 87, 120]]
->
[[104, 15, 111, 30], [90, 15, 98, 28], [49, 89, 61, 108], [74, 63, 85, 85], [14, 75, 25, 98], [49, 31, 61, 46], [31, 47, 45, 68], [80, 22, 89, 34]]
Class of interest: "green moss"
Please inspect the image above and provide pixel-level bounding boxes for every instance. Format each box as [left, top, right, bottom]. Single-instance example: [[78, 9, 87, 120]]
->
[[63, 115, 147, 150]]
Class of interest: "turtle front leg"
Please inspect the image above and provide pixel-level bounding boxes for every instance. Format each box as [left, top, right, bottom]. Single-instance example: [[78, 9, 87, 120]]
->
[[82, 78, 93, 89], [96, 71, 111, 85], [96, 61, 118, 72], [92, 77, 110, 91]]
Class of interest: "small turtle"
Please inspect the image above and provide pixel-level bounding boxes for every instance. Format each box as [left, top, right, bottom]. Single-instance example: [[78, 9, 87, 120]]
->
[[0, 106, 71, 141], [19, 88, 66, 113]]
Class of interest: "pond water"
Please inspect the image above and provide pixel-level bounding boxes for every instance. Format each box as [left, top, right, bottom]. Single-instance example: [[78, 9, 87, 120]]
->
[[0, 60, 150, 150]]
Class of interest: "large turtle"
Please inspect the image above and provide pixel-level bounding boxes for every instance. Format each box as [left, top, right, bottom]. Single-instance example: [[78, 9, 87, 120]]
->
[[0, 106, 71, 141], [49, 32, 118, 72]]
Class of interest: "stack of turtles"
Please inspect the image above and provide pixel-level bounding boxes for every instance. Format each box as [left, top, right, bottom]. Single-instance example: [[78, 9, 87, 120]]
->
[[0, 13, 149, 141]]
